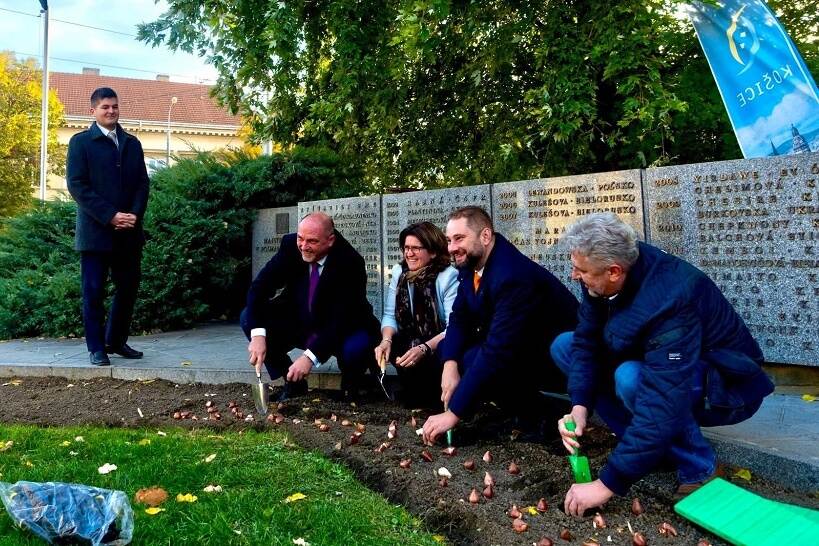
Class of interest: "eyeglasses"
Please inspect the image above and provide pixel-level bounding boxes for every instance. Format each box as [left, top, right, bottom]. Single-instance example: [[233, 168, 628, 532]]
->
[[403, 245, 427, 253]]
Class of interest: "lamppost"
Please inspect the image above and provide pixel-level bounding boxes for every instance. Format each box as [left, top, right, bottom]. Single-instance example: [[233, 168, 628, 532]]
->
[[166, 96, 177, 166]]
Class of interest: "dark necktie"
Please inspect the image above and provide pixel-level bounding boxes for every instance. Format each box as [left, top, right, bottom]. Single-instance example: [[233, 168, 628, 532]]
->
[[308, 262, 320, 311]]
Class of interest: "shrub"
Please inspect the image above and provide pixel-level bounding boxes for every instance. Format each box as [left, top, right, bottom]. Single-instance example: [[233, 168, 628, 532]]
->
[[0, 146, 355, 339]]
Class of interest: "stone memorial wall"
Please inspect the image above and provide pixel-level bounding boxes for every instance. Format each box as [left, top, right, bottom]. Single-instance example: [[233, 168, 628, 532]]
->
[[252, 154, 818, 367], [298, 196, 384, 317], [492, 170, 645, 293], [251, 206, 298, 278], [382, 186, 491, 286], [644, 152, 819, 366]]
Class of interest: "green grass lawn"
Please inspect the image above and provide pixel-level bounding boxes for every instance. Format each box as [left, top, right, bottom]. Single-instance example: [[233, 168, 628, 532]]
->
[[0, 425, 444, 545]]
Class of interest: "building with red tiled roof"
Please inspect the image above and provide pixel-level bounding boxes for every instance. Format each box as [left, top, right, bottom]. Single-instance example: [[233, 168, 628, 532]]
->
[[46, 69, 244, 196]]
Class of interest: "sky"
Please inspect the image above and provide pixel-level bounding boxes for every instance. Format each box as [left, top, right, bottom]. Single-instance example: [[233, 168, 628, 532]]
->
[[0, 0, 219, 84]]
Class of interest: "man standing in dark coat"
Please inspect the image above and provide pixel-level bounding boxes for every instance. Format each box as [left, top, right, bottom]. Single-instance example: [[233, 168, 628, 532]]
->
[[552, 212, 774, 516], [242, 212, 381, 401], [422, 206, 578, 444], [67, 87, 150, 366]]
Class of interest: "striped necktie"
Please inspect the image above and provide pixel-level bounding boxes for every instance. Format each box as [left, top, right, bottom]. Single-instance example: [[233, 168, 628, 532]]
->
[[107, 130, 118, 149]]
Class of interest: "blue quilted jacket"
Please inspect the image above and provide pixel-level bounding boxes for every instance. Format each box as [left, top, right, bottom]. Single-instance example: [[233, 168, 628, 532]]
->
[[569, 242, 774, 495]]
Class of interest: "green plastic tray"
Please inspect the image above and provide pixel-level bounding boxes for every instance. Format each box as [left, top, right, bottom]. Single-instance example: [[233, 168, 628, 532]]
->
[[674, 478, 819, 545]]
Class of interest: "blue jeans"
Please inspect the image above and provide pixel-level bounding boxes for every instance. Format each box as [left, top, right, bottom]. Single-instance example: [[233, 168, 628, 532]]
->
[[550, 332, 716, 485]]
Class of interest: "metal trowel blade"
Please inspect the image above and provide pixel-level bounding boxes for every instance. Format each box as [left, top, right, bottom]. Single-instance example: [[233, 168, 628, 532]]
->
[[251, 377, 270, 415]]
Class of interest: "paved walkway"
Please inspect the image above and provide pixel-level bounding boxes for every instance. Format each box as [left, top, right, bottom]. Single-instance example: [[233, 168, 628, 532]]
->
[[1, 323, 817, 492]]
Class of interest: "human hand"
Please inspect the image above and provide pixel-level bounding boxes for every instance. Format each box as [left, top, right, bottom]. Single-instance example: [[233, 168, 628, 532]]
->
[[395, 344, 426, 368], [374, 340, 392, 367], [247, 336, 267, 373], [440, 360, 460, 406], [110, 212, 136, 230], [563, 479, 613, 517], [558, 405, 589, 454], [422, 410, 459, 445], [286, 355, 313, 382]]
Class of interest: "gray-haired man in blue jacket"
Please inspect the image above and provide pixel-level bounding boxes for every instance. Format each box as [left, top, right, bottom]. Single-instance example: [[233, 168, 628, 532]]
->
[[551, 212, 773, 516]]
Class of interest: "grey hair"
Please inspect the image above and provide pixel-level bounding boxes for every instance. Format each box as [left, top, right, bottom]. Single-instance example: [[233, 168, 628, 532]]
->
[[562, 212, 640, 269]]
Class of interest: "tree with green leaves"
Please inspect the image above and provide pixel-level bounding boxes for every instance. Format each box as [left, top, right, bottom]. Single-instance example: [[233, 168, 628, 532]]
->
[[138, 1, 818, 192], [0, 52, 65, 216]]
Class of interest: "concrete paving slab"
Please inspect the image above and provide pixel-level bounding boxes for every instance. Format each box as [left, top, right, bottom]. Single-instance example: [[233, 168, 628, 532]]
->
[[1, 323, 817, 492], [704, 393, 819, 492]]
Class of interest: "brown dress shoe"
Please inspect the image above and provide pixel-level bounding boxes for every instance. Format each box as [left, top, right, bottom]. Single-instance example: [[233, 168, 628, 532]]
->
[[673, 465, 725, 500]]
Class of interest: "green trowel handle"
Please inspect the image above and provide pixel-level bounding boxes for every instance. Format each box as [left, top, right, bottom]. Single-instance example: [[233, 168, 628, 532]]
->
[[565, 419, 579, 455]]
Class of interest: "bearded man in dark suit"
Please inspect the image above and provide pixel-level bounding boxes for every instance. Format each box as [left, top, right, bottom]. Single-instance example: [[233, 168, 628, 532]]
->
[[422, 206, 578, 444], [241, 212, 381, 401]]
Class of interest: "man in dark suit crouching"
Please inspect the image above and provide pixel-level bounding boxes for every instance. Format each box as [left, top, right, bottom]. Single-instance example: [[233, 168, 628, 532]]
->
[[422, 206, 578, 444], [242, 212, 381, 401], [67, 87, 149, 366]]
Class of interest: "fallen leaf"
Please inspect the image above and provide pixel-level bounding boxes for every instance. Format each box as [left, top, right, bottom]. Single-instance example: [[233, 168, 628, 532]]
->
[[69, 451, 78, 456], [25, 461, 34, 468], [526, 506, 538, 516], [432, 536, 446, 543], [734, 468, 752, 481], [156, 431, 167, 437], [284, 492, 307, 503], [145, 507, 165, 515], [204, 453, 217, 463], [140, 379, 156, 384], [138, 439, 151, 446], [802, 394, 817, 403], [293, 539, 311, 546], [97, 463, 117, 474], [203, 485, 223, 493], [0, 441, 13, 452], [137, 408, 144, 418], [60, 441, 71, 447], [2, 380, 22, 386], [176, 493, 198, 503], [74, 436, 85, 443], [66, 384, 75, 388], [135, 487, 168, 506]]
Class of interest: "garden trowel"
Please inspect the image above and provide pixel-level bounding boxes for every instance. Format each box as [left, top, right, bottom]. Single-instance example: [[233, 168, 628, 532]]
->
[[251, 366, 269, 415], [377, 354, 393, 401], [565, 419, 592, 483]]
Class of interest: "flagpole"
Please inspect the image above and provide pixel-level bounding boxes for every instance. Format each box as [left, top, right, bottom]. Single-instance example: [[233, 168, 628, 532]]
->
[[38, 0, 50, 202]]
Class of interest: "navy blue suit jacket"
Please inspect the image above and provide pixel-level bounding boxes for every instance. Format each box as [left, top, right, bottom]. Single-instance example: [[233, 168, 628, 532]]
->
[[67, 122, 150, 252], [441, 234, 578, 417], [245, 231, 380, 363]]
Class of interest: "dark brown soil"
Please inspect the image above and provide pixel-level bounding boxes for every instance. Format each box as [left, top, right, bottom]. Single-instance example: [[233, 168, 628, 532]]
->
[[1, 376, 816, 546]]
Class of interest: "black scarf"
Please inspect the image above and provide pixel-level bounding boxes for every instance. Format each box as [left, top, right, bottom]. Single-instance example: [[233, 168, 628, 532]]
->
[[394, 262, 445, 352]]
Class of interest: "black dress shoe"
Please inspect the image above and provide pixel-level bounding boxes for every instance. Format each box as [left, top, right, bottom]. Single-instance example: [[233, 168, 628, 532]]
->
[[105, 344, 143, 359], [274, 380, 308, 402], [90, 351, 111, 366]]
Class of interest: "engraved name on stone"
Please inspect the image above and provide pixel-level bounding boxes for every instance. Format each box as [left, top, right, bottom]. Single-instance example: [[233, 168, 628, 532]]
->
[[492, 170, 645, 291], [252, 207, 297, 278], [645, 153, 819, 365], [299, 196, 384, 317]]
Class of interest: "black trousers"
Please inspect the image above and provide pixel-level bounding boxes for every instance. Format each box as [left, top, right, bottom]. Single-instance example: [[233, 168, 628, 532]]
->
[[240, 306, 380, 389], [80, 249, 142, 353]]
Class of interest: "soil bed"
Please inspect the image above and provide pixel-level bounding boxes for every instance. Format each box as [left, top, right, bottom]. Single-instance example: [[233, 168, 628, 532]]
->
[[1, 376, 816, 545]]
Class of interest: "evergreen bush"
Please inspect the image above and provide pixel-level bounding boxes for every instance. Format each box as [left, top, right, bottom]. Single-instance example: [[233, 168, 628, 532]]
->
[[0, 146, 354, 339]]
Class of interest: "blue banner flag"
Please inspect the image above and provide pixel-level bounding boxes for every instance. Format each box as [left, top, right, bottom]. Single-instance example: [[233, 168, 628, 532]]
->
[[688, 0, 819, 157]]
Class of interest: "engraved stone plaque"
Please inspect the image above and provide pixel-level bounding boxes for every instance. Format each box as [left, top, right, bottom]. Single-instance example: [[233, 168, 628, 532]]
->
[[381, 185, 491, 287], [492, 170, 645, 294], [252, 207, 298, 278], [645, 152, 819, 366], [299, 196, 384, 317]]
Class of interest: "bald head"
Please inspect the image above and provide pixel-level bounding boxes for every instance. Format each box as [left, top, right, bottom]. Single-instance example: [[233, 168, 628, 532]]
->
[[297, 212, 336, 263]]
